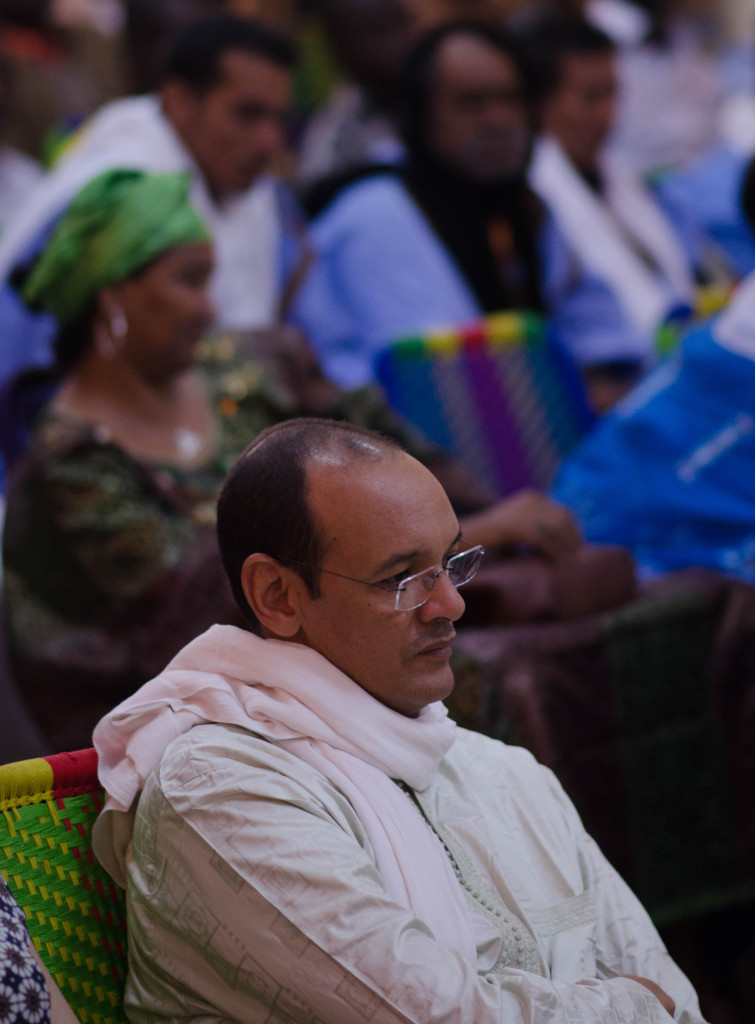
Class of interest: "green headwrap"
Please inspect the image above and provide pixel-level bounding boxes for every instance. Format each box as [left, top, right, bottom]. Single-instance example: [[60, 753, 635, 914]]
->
[[22, 168, 212, 326]]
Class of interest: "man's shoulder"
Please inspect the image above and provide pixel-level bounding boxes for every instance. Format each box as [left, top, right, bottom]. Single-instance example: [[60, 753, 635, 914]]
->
[[149, 723, 340, 810], [70, 95, 165, 154], [57, 95, 190, 179], [307, 169, 415, 227], [134, 724, 372, 856], [447, 729, 579, 837], [0, 147, 42, 189], [0, 96, 183, 281], [308, 171, 439, 262], [451, 727, 549, 785]]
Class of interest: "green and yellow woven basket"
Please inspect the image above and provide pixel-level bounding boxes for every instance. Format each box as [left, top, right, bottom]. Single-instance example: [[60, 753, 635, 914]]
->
[[0, 749, 127, 1024]]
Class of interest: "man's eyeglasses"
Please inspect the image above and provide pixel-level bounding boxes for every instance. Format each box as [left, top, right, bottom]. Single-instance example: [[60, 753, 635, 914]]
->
[[275, 545, 485, 612]]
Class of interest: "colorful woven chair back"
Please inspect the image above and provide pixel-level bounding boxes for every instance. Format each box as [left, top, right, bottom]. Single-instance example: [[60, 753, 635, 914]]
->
[[375, 312, 595, 498], [0, 748, 127, 1024]]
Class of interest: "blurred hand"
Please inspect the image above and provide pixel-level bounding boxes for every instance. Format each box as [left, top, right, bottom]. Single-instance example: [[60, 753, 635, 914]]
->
[[460, 489, 582, 558], [621, 975, 675, 1017], [240, 325, 341, 413], [51, 0, 122, 32]]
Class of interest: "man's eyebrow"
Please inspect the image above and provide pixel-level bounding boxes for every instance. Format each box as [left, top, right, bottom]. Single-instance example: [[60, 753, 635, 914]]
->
[[371, 549, 425, 578], [370, 530, 462, 578]]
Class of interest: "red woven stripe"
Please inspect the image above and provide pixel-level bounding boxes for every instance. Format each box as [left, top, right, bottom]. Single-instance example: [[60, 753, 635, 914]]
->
[[43, 749, 99, 791]]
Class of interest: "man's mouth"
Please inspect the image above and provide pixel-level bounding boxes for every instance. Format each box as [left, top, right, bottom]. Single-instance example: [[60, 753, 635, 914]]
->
[[415, 633, 456, 657]]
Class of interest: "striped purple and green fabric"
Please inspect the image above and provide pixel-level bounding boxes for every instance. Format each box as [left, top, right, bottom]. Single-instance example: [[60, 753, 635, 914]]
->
[[376, 312, 594, 498], [0, 749, 127, 1024]]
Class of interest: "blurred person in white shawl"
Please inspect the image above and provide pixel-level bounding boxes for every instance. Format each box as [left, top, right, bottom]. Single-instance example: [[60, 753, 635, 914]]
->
[[524, 14, 698, 410]]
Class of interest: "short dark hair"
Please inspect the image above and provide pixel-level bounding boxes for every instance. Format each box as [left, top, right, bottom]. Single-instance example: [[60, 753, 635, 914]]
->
[[399, 19, 534, 155], [216, 418, 403, 625], [519, 17, 615, 102], [164, 14, 296, 93]]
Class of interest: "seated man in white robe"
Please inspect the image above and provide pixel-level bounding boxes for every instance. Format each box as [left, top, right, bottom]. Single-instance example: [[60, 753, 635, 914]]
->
[[92, 416, 707, 1024], [524, 16, 698, 410]]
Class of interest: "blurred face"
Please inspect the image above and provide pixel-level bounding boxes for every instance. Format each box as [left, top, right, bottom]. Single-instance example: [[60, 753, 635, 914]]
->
[[294, 452, 467, 717], [427, 33, 531, 182], [540, 50, 617, 173], [165, 49, 292, 199], [111, 242, 215, 384]]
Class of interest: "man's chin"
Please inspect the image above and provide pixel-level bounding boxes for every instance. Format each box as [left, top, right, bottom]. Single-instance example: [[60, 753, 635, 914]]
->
[[413, 659, 455, 701], [237, 158, 273, 188], [213, 169, 264, 198], [399, 678, 455, 718], [462, 140, 530, 184]]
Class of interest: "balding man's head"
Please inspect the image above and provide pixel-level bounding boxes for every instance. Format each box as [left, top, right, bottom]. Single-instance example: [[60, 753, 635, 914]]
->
[[218, 417, 471, 717], [217, 418, 403, 624]]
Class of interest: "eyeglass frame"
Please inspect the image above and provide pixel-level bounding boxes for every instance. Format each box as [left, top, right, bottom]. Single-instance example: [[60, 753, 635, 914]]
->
[[271, 544, 485, 612]]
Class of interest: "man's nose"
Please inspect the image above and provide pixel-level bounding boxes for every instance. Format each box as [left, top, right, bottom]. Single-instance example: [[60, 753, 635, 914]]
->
[[257, 114, 286, 155], [484, 96, 523, 126], [417, 572, 465, 623]]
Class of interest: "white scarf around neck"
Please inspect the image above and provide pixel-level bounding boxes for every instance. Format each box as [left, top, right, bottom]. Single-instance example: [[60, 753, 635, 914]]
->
[[529, 136, 694, 336], [92, 624, 478, 963]]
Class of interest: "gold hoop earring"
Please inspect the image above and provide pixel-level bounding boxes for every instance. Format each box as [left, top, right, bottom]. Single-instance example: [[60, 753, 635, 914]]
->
[[95, 305, 128, 360], [109, 306, 128, 340]]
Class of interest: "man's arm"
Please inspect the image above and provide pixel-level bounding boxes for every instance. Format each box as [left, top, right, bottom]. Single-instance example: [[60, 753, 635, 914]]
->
[[623, 976, 675, 1016], [535, 763, 706, 1024]]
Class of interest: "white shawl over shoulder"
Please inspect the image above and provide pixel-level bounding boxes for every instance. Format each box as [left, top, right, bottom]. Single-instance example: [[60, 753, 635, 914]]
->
[[93, 624, 478, 962]]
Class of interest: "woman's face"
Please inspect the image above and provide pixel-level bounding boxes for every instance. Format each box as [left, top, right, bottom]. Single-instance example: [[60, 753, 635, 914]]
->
[[109, 242, 215, 384]]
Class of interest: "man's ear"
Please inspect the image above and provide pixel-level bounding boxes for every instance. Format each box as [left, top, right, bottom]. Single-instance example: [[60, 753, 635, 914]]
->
[[241, 554, 304, 638], [160, 79, 196, 135]]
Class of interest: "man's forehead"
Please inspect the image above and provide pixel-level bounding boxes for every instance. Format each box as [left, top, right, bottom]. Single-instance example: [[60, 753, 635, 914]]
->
[[433, 35, 520, 90], [214, 48, 292, 92], [307, 453, 456, 558], [558, 50, 616, 85], [306, 448, 409, 509]]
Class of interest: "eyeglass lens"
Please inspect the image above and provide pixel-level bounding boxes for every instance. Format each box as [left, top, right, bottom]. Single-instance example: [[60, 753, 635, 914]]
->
[[396, 546, 484, 611]]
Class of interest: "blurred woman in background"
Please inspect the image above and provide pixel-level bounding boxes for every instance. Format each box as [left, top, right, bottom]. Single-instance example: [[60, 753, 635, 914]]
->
[[2, 168, 253, 749]]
